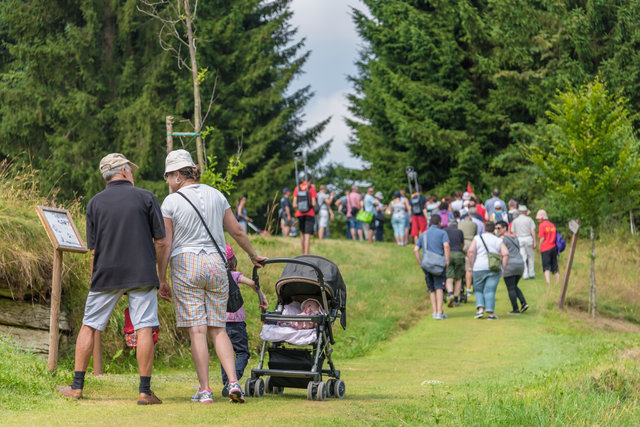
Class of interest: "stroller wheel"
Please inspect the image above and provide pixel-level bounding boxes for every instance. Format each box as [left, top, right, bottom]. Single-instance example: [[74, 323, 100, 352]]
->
[[316, 381, 326, 401], [306, 381, 316, 401], [244, 378, 255, 397], [326, 379, 335, 398], [333, 379, 346, 399], [264, 376, 273, 394], [252, 378, 265, 398]]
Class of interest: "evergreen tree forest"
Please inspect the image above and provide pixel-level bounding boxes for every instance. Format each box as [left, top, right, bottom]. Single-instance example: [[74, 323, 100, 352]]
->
[[348, 0, 640, 205], [0, 0, 328, 220]]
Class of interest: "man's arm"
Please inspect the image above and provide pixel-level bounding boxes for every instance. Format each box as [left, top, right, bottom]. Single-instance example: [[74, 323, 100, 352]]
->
[[443, 242, 450, 267], [531, 226, 537, 249], [413, 244, 422, 266], [155, 218, 173, 302]]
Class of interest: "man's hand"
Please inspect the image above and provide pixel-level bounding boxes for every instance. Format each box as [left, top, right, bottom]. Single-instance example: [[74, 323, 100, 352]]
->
[[258, 291, 269, 309], [159, 280, 172, 302]]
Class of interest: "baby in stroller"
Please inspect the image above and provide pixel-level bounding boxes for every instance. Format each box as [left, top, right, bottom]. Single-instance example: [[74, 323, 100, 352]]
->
[[278, 298, 324, 330]]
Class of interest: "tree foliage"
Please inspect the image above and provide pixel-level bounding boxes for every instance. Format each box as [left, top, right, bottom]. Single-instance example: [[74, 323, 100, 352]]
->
[[348, 0, 640, 205], [0, 0, 328, 219], [528, 80, 640, 230]]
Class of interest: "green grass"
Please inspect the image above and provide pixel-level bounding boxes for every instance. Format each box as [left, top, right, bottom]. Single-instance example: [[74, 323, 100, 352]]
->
[[2, 245, 640, 425]]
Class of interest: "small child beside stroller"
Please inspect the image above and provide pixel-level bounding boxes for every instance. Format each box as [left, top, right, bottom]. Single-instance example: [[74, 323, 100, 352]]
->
[[220, 245, 269, 398]]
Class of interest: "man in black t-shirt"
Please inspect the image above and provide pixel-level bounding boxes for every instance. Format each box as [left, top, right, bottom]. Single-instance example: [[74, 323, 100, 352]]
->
[[58, 153, 166, 405]]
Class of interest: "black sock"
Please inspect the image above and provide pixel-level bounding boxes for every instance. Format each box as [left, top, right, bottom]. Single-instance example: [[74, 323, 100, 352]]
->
[[139, 376, 151, 395], [454, 296, 459, 303], [71, 371, 86, 390]]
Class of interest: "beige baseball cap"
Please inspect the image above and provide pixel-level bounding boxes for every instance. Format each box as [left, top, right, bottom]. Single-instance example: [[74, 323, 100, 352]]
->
[[99, 153, 138, 174], [164, 149, 197, 175]]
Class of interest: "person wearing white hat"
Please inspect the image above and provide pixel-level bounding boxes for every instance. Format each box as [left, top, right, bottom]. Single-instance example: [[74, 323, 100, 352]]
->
[[156, 149, 267, 403], [511, 205, 536, 279]]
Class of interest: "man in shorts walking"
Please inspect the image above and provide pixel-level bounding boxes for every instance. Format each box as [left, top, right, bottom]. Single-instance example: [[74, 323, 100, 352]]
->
[[57, 153, 166, 404], [293, 174, 317, 254], [414, 214, 450, 320]]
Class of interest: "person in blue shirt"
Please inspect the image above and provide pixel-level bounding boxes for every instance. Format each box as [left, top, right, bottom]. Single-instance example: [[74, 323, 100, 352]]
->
[[414, 214, 450, 320]]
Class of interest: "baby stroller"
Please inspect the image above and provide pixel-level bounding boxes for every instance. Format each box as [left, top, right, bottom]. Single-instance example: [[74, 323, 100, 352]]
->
[[245, 255, 347, 401]]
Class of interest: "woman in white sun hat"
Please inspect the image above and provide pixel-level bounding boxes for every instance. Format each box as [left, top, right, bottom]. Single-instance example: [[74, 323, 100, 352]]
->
[[155, 149, 267, 403]]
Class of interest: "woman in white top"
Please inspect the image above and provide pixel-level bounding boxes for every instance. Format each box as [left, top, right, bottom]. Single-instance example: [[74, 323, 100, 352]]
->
[[466, 221, 509, 319], [390, 191, 411, 246], [156, 150, 267, 404]]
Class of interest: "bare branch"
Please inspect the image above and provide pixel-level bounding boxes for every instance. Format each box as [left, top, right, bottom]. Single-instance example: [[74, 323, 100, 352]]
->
[[201, 71, 219, 126]]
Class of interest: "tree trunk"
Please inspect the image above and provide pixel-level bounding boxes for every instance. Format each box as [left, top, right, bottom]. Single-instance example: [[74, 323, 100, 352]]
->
[[631, 210, 636, 235], [184, 0, 204, 168], [589, 226, 596, 317]]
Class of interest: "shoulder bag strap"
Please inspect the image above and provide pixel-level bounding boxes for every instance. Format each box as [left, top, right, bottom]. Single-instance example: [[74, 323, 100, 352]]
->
[[176, 191, 229, 270], [423, 229, 428, 252], [479, 234, 491, 254]]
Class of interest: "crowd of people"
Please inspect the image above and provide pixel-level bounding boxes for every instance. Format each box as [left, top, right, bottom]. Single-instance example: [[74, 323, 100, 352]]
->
[[412, 188, 561, 320]]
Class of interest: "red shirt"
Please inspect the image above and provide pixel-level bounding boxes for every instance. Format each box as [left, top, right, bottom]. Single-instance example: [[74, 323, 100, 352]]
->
[[476, 204, 487, 224], [293, 182, 317, 217], [538, 220, 557, 252]]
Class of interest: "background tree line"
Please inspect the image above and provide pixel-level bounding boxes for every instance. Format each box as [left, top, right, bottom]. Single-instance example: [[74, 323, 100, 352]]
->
[[0, 0, 329, 223], [348, 0, 640, 211]]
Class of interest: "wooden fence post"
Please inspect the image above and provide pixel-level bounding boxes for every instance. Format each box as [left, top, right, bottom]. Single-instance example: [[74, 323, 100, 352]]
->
[[558, 220, 580, 309], [47, 250, 63, 373], [166, 115, 174, 154]]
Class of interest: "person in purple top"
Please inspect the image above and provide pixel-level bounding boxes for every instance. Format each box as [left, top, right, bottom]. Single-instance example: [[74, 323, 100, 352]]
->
[[220, 245, 268, 399]]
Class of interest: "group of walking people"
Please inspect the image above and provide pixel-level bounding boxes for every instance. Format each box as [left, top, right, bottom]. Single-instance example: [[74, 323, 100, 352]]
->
[[413, 188, 562, 320], [58, 150, 268, 405]]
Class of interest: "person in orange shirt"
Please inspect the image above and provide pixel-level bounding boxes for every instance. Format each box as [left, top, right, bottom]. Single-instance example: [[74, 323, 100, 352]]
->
[[293, 174, 317, 255], [536, 209, 560, 285]]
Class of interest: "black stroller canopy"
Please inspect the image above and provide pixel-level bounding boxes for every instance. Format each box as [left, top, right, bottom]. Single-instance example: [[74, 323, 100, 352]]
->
[[277, 255, 347, 320]]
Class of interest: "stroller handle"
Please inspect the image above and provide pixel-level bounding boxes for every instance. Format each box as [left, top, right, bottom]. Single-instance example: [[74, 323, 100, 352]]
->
[[252, 257, 328, 313]]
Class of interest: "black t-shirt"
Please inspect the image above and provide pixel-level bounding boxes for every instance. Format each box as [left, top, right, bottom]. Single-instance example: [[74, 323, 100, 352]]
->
[[280, 196, 292, 217], [445, 225, 464, 252], [86, 180, 165, 292]]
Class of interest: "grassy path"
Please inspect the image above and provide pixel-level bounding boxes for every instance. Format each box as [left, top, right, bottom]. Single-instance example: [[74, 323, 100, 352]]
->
[[5, 272, 639, 425]]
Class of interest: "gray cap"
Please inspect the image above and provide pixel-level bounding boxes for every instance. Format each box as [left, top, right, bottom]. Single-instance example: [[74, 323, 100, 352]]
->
[[374, 191, 384, 200], [518, 205, 528, 212], [99, 153, 138, 174]]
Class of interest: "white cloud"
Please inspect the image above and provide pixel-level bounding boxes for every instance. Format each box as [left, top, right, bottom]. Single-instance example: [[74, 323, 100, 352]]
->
[[304, 89, 363, 169], [289, 0, 367, 168]]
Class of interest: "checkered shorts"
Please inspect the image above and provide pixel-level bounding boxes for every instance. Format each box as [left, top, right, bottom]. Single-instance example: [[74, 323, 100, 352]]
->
[[170, 252, 228, 328]]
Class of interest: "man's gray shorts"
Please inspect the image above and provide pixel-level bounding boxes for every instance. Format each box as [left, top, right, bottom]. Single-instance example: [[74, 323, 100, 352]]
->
[[82, 287, 159, 331]]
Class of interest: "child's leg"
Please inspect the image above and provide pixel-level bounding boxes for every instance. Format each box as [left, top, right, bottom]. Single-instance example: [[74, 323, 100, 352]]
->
[[221, 322, 250, 383]]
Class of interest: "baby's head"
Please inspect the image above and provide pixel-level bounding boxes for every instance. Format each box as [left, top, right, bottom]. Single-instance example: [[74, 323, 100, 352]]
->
[[301, 298, 321, 313]]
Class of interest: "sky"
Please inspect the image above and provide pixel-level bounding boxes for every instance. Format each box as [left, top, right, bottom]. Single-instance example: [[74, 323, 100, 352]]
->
[[288, 0, 366, 169]]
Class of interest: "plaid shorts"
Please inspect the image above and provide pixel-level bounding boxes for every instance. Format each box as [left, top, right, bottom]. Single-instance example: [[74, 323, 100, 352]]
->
[[170, 252, 228, 328]]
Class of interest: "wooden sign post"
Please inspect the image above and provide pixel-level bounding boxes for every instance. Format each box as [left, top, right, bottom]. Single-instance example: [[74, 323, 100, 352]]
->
[[35, 206, 88, 373], [558, 220, 580, 309]]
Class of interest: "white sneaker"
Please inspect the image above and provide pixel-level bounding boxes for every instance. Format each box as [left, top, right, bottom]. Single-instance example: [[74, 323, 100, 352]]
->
[[191, 388, 213, 403], [228, 382, 245, 403]]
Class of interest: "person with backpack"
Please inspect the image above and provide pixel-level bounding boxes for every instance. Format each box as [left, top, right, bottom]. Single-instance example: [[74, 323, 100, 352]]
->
[[335, 189, 351, 239], [489, 202, 508, 224], [279, 188, 293, 237], [316, 185, 334, 240], [438, 201, 454, 227], [410, 186, 428, 243], [293, 174, 317, 255], [536, 209, 560, 285], [511, 205, 536, 279], [484, 188, 507, 221]]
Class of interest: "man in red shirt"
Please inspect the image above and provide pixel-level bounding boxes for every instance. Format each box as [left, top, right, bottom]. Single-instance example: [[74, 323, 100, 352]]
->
[[536, 209, 559, 285], [293, 174, 317, 255]]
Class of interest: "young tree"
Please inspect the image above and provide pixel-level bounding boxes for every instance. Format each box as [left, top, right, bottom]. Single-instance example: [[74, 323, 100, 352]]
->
[[528, 80, 640, 316]]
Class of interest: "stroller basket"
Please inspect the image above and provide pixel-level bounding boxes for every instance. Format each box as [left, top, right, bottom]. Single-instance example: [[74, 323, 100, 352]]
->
[[267, 347, 325, 389]]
